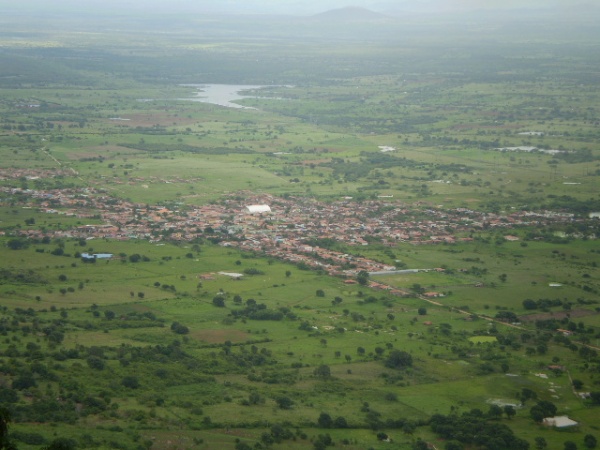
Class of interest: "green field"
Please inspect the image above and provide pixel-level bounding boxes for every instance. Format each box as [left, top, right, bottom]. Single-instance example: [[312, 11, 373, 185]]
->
[[0, 5, 599, 450]]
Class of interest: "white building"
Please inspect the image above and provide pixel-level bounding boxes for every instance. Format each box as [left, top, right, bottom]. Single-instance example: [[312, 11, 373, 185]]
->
[[542, 416, 578, 428], [245, 204, 271, 214]]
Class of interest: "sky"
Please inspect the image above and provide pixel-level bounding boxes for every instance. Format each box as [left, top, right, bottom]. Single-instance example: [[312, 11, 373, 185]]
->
[[2, 0, 584, 15]]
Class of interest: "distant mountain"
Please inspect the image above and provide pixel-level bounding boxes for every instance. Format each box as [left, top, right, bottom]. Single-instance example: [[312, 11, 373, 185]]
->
[[310, 6, 389, 22]]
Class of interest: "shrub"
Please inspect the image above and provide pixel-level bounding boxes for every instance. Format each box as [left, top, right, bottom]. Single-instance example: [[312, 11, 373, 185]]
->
[[122, 376, 140, 389]]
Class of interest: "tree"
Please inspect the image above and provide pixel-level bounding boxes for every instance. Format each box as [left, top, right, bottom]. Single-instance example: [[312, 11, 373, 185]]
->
[[445, 441, 464, 450], [171, 322, 189, 335], [129, 253, 142, 263], [285, 270, 291, 278], [260, 432, 274, 446], [564, 441, 577, 450], [333, 416, 347, 428], [87, 356, 105, 370], [530, 400, 557, 422], [275, 396, 294, 410], [412, 283, 424, 294], [315, 289, 325, 297], [534, 437, 547, 450], [385, 350, 413, 369], [7, 238, 28, 250], [357, 270, 369, 286], [317, 412, 333, 428], [418, 307, 427, 315], [12, 374, 37, 390], [377, 432, 389, 441], [523, 299, 537, 310], [520, 387, 537, 404], [212, 296, 225, 307], [43, 438, 77, 450], [402, 421, 416, 435], [584, 435, 597, 449], [504, 405, 516, 419], [487, 404, 503, 420], [313, 365, 331, 378], [572, 379, 584, 390], [413, 439, 429, 450], [247, 392, 264, 405], [0, 407, 16, 450], [122, 376, 140, 389]]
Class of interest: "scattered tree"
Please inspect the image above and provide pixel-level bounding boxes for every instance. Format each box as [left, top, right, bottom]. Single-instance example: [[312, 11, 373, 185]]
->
[[584, 435, 597, 449], [317, 412, 333, 428], [275, 396, 294, 410], [122, 376, 140, 389], [212, 296, 225, 307], [385, 350, 413, 369], [313, 365, 331, 378], [356, 270, 369, 286]]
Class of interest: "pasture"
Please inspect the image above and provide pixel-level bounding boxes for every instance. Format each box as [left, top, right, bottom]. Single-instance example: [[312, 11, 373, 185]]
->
[[0, 7, 599, 450]]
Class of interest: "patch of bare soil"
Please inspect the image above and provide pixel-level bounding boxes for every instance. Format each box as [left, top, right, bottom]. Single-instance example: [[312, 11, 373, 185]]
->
[[191, 329, 249, 344]]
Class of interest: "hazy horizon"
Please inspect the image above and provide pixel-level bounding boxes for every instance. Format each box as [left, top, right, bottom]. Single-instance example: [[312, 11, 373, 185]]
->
[[3, 0, 594, 16]]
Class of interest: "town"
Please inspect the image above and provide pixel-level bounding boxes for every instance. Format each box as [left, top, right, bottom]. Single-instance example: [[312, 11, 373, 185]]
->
[[2, 167, 584, 279]]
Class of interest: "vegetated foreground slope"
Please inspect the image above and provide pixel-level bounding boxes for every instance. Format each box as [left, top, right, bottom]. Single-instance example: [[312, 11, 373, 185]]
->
[[0, 9, 599, 450]]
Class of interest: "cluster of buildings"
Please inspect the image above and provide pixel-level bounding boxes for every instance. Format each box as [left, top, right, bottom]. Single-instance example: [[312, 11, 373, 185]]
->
[[0, 168, 586, 277]]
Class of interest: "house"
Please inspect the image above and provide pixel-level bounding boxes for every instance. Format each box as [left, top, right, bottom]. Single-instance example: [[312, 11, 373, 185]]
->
[[542, 416, 578, 428], [80, 253, 113, 260]]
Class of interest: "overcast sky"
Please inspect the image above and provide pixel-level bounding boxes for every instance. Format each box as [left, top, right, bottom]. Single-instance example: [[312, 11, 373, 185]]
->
[[2, 0, 584, 15]]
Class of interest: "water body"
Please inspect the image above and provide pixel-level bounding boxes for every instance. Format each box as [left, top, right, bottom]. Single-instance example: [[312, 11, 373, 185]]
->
[[180, 84, 266, 109]]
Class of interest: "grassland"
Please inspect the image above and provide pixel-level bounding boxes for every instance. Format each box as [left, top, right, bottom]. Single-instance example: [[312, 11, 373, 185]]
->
[[0, 8, 599, 450]]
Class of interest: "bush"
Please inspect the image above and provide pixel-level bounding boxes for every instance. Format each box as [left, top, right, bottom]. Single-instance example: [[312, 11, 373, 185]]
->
[[385, 350, 413, 369], [86, 356, 105, 370], [171, 322, 189, 334], [12, 374, 37, 390], [122, 376, 140, 389]]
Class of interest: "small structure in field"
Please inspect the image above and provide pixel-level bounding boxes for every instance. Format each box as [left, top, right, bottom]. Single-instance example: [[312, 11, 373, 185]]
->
[[542, 416, 578, 428], [81, 253, 113, 260], [218, 272, 244, 280]]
